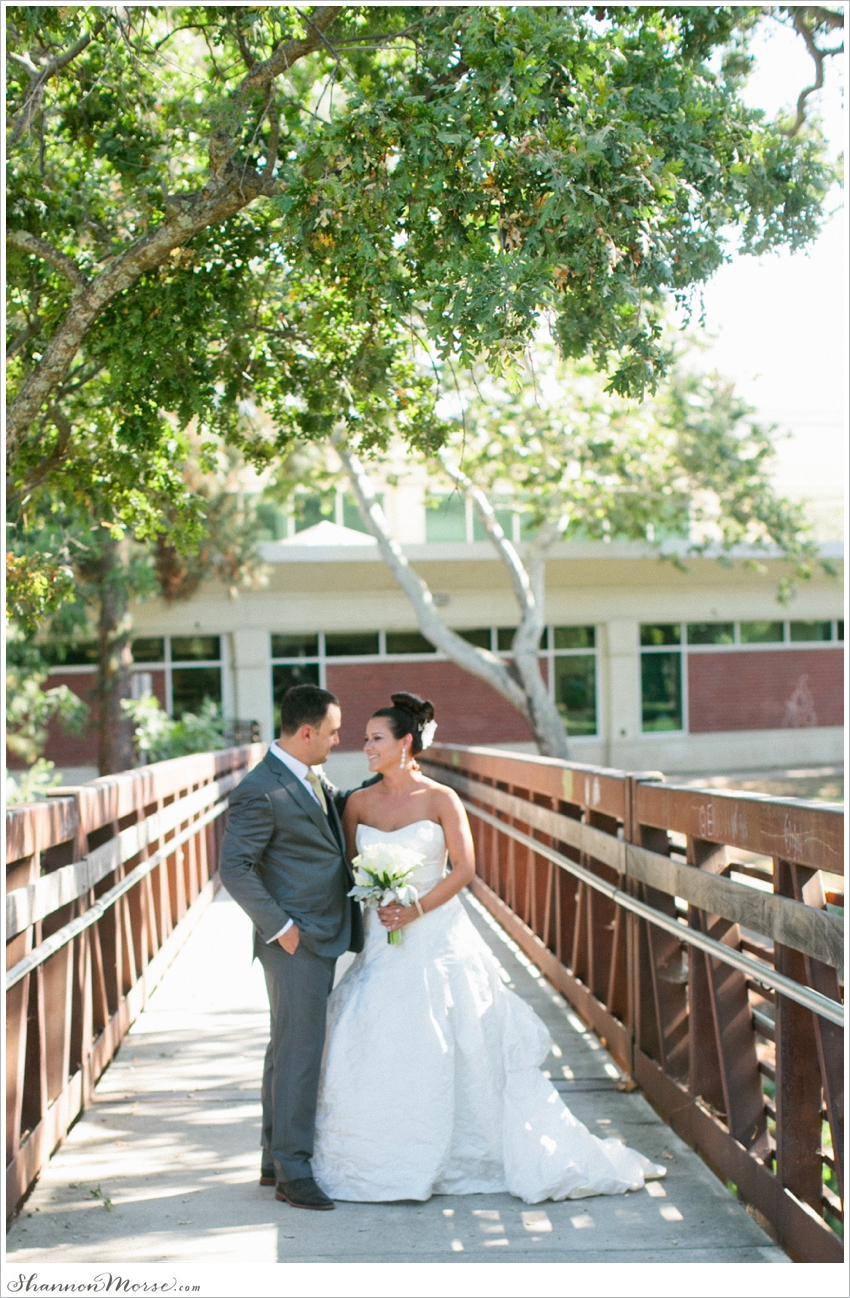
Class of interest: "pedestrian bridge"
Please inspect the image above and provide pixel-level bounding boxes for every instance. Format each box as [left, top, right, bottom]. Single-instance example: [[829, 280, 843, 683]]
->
[[5, 744, 843, 1266]]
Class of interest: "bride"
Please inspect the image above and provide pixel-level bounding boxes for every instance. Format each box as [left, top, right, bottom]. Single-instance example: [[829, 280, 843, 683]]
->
[[312, 692, 665, 1203]]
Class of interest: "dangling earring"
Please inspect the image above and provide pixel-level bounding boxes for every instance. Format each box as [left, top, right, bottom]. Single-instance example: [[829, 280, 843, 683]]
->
[[399, 745, 407, 770]]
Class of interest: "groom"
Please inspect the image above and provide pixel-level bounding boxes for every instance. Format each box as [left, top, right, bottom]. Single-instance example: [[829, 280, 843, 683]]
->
[[219, 684, 367, 1211]]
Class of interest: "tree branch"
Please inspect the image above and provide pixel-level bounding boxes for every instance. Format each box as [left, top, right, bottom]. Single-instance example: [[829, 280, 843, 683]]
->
[[333, 436, 531, 718], [6, 316, 44, 360], [441, 457, 569, 757], [7, 231, 89, 290], [8, 404, 75, 499], [264, 97, 281, 178], [6, 7, 346, 457], [238, 6, 343, 95], [441, 456, 533, 611], [6, 18, 108, 149], [782, 6, 844, 136]]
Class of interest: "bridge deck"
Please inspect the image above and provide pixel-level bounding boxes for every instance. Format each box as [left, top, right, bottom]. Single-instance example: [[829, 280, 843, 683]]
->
[[6, 888, 788, 1266]]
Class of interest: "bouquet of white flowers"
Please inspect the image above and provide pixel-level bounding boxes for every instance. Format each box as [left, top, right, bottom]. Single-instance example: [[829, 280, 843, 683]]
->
[[348, 841, 424, 945]]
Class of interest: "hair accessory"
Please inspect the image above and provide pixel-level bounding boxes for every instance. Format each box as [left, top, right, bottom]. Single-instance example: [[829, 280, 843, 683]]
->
[[420, 720, 437, 750]]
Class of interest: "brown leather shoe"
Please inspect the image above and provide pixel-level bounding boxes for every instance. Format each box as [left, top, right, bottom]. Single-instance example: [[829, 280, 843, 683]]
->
[[259, 1168, 276, 1187], [275, 1177, 335, 1210]]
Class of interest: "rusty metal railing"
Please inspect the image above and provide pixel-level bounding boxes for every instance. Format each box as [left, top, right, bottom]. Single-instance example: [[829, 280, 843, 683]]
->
[[5, 744, 263, 1219], [421, 744, 844, 1262]]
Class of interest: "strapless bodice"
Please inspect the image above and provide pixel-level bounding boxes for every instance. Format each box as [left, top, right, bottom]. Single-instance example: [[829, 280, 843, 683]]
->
[[355, 820, 447, 896]]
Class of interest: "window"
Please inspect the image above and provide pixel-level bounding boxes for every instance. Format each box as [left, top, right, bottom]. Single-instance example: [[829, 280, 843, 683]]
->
[[171, 635, 220, 662], [385, 631, 437, 655], [640, 623, 681, 647], [426, 495, 518, 543], [266, 626, 598, 740], [172, 667, 221, 718], [256, 502, 289, 541], [640, 625, 682, 731], [456, 628, 492, 650], [271, 634, 322, 732], [740, 621, 783, 644], [641, 652, 683, 732], [40, 640, 100, 666], [553, 655, 596, 736], [341, 495, 371, 534], [640, 617, 839, 735], [789, 621, 833, 642], [132, 637, 166, 661], [123, 636, 223, 718], [325, 632, 380, 656], [554, 626, 595, 650], [169, 636, 222, 718], [686, 623, 734, 645], [425, 495, 467, 542], [271, 634, 319, 658], [294, 493, 334, 532], [547, 626, 599, 736]]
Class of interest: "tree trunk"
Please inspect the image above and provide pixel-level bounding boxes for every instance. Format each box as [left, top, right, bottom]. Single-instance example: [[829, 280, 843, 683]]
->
[[95, 535, 135, 775], [441, 459, 571, 759], [336, 437, 570, 758], [334, 439, 532, 717], [512, 542, 570, 759]]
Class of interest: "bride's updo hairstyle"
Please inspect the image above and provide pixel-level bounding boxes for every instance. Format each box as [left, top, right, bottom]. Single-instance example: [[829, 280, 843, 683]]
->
[[372, 692, 436, 755]]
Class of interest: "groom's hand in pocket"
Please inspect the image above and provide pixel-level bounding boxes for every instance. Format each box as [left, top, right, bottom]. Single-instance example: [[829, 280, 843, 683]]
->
[[278, 925, 300, 954]]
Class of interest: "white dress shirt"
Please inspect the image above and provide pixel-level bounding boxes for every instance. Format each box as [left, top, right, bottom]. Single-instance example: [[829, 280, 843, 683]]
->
[[265, 743, 327, 944]]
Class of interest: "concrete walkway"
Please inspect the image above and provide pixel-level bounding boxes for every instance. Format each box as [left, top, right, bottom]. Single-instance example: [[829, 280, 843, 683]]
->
[[6, 887, 788, 1267]]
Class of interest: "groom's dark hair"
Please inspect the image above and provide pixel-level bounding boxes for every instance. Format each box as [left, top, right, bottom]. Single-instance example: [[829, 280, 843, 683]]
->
[[279, 684, 339, 736]]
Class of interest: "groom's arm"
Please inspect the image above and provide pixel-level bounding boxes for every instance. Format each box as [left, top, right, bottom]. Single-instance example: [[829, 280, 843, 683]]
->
[[219, 789, 293, 944], [331, 773, 382, 817]]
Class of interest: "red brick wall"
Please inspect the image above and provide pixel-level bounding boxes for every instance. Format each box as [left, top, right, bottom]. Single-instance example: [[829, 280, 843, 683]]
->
[[687, 648, 843, 733], [7, 669, 168, 770], [325, 660, 536, 750]]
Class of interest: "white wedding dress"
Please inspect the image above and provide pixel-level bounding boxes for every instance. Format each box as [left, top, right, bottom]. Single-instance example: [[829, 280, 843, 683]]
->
[[312, 820, 665, 1203]]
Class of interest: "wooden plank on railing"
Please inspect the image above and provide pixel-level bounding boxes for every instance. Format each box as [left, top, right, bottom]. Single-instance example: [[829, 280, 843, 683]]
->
[[5, 798, 79, 867], [635, 783, 843, 874], [5, 877, 217, 1215], [423, 744, 631, 819], [7, 773, 240, 937], [5, 744, 264, 1222], [431, 766, 844, 973], [423, 743, 844, 1262], [625, 842, 843, 975]]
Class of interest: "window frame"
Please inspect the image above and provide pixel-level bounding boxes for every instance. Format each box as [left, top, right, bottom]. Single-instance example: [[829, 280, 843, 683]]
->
[[639, 620, 842, 736], [269, 625, 601, 740], [123, 635, 224, 716]]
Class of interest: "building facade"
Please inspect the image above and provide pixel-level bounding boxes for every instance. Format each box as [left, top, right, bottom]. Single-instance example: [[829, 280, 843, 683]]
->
[[38, 526, 844, 779]]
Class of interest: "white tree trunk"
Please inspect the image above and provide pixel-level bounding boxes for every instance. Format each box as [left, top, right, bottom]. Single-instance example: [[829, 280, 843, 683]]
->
[[333, 440, 532, 723], [334, 437, 570, 758], [440, 461, 570, 760]]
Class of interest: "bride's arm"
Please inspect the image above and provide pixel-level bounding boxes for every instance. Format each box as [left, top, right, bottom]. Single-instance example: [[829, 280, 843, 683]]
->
[[379, 788, 475, 932], [341, 792, 363, 864]]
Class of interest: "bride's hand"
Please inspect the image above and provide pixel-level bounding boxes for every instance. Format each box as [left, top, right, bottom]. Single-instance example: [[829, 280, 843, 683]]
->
[[377, 902, 416, 932]]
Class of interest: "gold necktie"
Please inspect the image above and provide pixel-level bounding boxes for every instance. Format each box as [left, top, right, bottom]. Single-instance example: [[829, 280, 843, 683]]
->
[[305, 770, 328, 814]]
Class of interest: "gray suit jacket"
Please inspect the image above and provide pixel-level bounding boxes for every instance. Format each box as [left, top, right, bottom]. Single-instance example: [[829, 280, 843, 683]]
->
[[219, 751, 365, 958]]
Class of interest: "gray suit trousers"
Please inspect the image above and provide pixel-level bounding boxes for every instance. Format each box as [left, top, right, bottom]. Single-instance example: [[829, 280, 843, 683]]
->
[[256, 938, 336, 1182]]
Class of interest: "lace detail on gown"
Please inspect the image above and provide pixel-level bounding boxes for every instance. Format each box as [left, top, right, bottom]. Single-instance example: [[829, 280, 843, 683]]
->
[[312, 820, 664, 1203]]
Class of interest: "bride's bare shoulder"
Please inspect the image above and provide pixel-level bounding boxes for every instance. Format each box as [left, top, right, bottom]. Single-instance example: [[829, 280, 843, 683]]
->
[[419, 777, 464, 811], [343, 785, 373, 820]]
